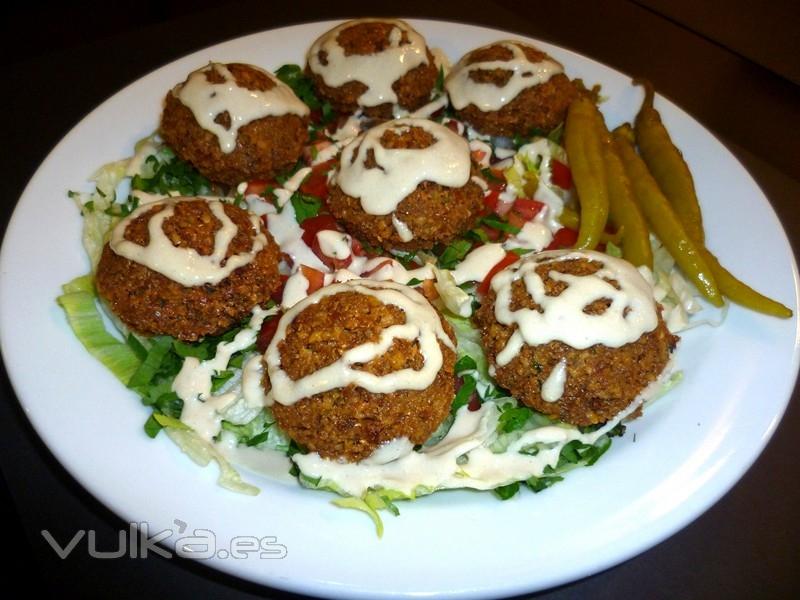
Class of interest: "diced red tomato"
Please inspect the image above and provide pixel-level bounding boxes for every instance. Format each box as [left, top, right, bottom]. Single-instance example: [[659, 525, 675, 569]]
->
[[300, 214, 341, 247], [301, 215, 354, 269], [299, 170, 328, 199], [468, 396, 482, 412], [299, 161, 335, 199], [350, 237, 366, 257], [551, 160, 572, 189], [506, 211, 527, 232], [483, 188, 501, 214], [483, 189, 501, 214], [512, 197, 545, 221], [443, 119, 460, 133], [270, 274, 289, 304], [362, 259, 394, 278], [471, 149, 487, 164], [546, 227, 579, 250], [477, 225, 503, 242], [256, 313, 282, 353], [300, 265, 326, 294], [477, 252, 519, 296], [482, 172, 508, 215], [244, 179, 272, 197], [313, 236, 353, 270]]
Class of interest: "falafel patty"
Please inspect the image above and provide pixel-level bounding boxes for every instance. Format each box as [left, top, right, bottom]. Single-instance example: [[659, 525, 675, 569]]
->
[[328, 118, 484, 251], [96, 197, 281, 342], [446, 41, 577, 137], [160, 62, 309, 186], [474, 250, 678, 426], [305, 18, 439, 119], [264, 280, 456, 462]]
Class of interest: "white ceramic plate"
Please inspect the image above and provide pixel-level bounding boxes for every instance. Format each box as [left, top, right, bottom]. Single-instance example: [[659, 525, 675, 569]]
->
[[1, 19, 798, 599]]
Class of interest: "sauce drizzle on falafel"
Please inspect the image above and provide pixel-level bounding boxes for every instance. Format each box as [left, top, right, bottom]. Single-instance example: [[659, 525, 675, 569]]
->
[[176, 63, 310, 154], [492, 250, 659, 364], [446, 40, 564, 112], [265, 280, 455, 407], [307, 18, 431, 109], [334, 118, 473, 246], [109, 197, 268, 287]]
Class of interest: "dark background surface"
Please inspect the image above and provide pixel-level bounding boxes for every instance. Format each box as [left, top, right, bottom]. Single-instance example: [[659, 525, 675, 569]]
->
[[2, 1, 798, 598]]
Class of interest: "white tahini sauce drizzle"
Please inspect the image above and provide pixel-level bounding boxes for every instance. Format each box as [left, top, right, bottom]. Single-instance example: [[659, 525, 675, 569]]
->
[[335, 118, 471, 216], [492, 250, 659, 366], [174, 307, 274, 440], [316, 230, 352, 260], [265, 280, 454, 407], [109, 197, 267, 287], [515, 139, 566, 232], [292, 368, 668, 497], [257, 201, 327, 272], [541, 358, 567, 402], [406, 95, 449, 119], [307, 19, 430, 108], [504, 221, 552, 252], [471, 175, 488, 191], [273, 167, 311, 208], [176, 63, 309, 153], [391, 214, 414, 242], [452, 243, 506, 284], [445, 41, 564, 112]]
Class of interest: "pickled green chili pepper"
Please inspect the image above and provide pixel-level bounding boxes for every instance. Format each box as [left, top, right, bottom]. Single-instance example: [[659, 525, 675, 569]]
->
[[633, 79, 792, 317], [558, 207, 623, 247], [564, 96, 609, 250], [592, 110, 653, 268], [633, 79, 705, 243], [613, 125, 723, 306], [701, 250, 793, 318]]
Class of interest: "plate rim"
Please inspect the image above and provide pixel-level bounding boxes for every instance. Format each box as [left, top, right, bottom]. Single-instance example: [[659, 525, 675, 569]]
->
[[2, 17, 799, 599]]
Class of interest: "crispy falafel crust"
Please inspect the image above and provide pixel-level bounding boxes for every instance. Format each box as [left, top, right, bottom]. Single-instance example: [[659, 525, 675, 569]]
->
[[327, 125, 484, 251], [453, 43, 577, 137], [95, 199, 281, 342], [267, 291, 456, 462], [474, 258, 678, 426], [160, 63, 309, 186], [306, 21, 438, 119]]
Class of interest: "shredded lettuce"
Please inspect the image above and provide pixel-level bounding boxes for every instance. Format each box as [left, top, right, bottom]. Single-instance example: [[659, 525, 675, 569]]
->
[[301, 477, 432, 537], [153, 413, 191, 431], [165, 428, 259, 495], [221, 408, 291, 452], [445, 314, 510, 402], [646, 235, 727, 333], [332, 497, 386, 537], [68, 159, 129, 269], [444, 314, 490, 379], [56, 275, 142, 384], [433, 267, 473, 317], [131, 147, 210, 196]]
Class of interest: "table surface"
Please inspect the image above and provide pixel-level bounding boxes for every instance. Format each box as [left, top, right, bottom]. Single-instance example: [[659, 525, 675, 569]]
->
[[2, 1, 798, 598]]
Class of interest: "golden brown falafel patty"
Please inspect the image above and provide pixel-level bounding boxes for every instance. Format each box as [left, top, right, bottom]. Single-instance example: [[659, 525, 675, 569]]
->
[[267, 290, 456, 462], [453, 43, 577, 137], [96, 199, 281, 342], [306, 21, 438, 119], [160, 63, 309, 186], [327, 125, 484, 251], [474, 258, 678, 426]]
